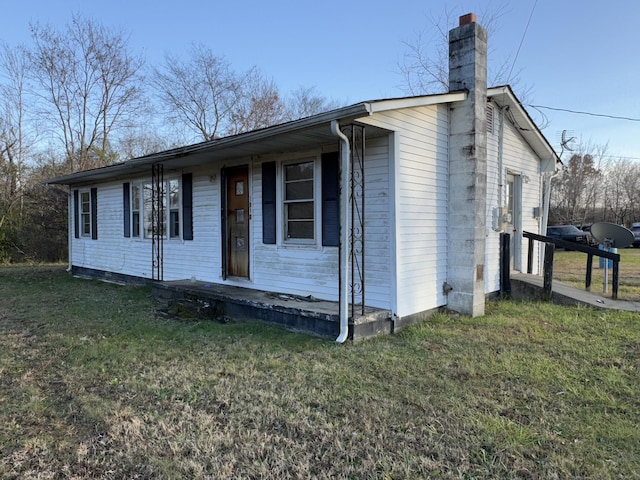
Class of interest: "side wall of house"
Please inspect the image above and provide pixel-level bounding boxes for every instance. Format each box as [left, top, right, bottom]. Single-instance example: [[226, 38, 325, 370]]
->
[[360, 104, 450, 318], [70, 165, 221, 281], [484, 110, 543, 293], [250, 135, 392, 309]]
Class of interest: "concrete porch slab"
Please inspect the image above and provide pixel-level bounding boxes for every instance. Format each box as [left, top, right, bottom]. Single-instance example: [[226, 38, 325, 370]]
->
[[152, 280, 392, 341], [511, 273, 640, 312]]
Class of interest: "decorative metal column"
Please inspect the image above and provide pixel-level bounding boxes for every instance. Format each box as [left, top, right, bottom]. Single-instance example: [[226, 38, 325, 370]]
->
[[152, 163, 164, 281], [342, 124, 366, 317]]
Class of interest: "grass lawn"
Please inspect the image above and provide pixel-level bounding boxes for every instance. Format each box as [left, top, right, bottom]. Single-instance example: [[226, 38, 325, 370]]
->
[[1, 265, 639, 479], [552, 246, 640, 301]]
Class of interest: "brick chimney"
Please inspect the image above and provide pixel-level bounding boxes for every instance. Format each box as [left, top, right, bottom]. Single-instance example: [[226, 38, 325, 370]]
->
[[446, 13, 488, 317]]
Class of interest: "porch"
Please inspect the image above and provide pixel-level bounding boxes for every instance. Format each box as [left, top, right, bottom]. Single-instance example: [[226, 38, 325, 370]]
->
[[152, 280, 392, 342]]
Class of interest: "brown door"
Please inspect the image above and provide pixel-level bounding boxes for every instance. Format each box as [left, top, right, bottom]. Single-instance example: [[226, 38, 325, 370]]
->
[[225, 166, 250, 278]]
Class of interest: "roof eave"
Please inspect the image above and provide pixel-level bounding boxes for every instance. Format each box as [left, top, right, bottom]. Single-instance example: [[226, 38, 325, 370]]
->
[[487, 85, 560, 171], [47, 102, 374, 186], [367, 91, 467, 113]]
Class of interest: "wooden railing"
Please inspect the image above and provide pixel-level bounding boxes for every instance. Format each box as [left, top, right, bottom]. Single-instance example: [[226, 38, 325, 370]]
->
[[520, 231, 621, 300]]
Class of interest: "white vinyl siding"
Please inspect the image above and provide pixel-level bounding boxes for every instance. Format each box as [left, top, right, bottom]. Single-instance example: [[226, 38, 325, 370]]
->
[[484, 111, 543, 293], [360, 104, 449, 318], [71, 168, 219, 281], [250, 137, 392, 309]]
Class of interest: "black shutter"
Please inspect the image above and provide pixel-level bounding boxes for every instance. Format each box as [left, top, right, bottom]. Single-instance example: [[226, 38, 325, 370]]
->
[[123, 183, 131, 238], [182, 173, 193, 240], [90, 187, 98, 240], [322, 152, 340, 246], [73, 189, 79, 239], [262, 161, 276, 244]]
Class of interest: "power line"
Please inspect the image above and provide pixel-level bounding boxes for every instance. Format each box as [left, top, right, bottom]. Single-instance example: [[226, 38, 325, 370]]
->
[[507, 0, 538, 84], [528, 104, 640, 122]]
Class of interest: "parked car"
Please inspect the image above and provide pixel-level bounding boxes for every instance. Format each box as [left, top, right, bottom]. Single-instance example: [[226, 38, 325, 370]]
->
[[631, 223, 640, 248], [577, 224, 597, 246], [546, 225, 589, 248]]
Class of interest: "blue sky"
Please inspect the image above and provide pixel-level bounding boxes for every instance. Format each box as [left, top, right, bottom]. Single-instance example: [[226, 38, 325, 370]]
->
[[2, 0, 639, 160]]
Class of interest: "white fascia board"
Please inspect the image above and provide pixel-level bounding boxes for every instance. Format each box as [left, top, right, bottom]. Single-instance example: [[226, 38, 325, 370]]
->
[[488, 86, 560, 168], [365, 91, 467, 114]]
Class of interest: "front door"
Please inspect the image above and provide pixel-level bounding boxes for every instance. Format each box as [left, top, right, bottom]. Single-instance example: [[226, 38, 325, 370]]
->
[[224, 165, 250, 278]]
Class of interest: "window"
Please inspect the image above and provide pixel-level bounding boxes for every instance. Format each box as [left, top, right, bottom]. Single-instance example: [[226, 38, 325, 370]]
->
[[142, 183, 154, 238], [129, 180, 174, 239], [74, 188, 97, 240], [132, 184, 141, 237], [80, 191, 91, 237], [283, 160, 314, 241], [125, 175, 193, 241], [169, 179, 180, 238], [143, 182, 166, 239], [262, 156, 337, 246]]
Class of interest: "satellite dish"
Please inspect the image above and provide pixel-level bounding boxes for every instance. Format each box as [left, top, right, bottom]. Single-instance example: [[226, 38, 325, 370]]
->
[[590, 222, 634, 248]]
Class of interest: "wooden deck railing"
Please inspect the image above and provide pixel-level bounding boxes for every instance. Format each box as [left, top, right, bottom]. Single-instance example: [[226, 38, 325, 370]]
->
[[520, 231, 621, 300]]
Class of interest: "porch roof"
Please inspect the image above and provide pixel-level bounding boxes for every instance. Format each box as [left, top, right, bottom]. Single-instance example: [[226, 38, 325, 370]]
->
[[46, 91, 467, 186], [46, 87, 559, 186]]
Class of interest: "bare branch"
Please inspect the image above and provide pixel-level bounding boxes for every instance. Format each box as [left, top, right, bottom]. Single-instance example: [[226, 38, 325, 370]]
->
[[28, 14, 145, 171]]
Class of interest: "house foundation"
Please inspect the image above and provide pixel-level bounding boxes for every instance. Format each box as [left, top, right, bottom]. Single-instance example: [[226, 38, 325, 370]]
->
[[153, 280, 392, 342]]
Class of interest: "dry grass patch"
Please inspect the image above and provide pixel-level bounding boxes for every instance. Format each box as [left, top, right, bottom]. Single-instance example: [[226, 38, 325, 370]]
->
[[553, 247, 640, 301], [1, 265, 639, 478]]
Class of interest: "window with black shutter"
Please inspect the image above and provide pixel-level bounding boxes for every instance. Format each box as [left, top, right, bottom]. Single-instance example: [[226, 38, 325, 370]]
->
[[123, 183, 131, 238], [90, 188, 98, 240], [73, 190, 79, 239], [182, 173, 193, 240], [322, 152, 340, 246], [262, 161, 276, 244]]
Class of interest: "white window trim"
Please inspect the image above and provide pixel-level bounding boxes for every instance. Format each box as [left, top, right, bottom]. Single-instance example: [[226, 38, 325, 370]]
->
[[131, 183, 141, 238], [277, 156, 321, 247], [79, 189, 92, 238], [130, 178, 182, 241]]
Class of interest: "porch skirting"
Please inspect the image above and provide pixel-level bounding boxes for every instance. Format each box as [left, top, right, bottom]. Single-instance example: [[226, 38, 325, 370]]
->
[[153, 280, 392, 342]]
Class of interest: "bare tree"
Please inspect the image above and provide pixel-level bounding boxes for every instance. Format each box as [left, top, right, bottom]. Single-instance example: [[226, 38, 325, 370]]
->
[[550, 143, 607, 225], [399, 5, 531, 100], [152, 44, 247, 141], [226, 72, 288, 135], [117, 128, 172, 160], [601, 158, 640, 225], [0, 42, 32, 261], [153, 45, 343, 141], [0, 42, 30, 197], [28, 14, 145, 171], [621, 162, 640, 223], [285, 86, 342, 120]]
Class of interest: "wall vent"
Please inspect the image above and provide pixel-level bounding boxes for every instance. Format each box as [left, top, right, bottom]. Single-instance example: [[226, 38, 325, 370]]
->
[[486, 103, 495, 135]]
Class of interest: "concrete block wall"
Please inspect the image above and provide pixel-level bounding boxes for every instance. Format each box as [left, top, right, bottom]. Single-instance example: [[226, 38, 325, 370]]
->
[[446, 14, 488, 317]]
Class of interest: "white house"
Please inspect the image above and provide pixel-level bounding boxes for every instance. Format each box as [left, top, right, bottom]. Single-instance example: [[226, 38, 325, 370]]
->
[[48, 14, 559, 341]]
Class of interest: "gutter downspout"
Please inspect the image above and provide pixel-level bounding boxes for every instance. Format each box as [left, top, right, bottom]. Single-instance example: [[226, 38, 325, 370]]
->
[[539, 167, 559, 273], [331, 120, 350, 344]]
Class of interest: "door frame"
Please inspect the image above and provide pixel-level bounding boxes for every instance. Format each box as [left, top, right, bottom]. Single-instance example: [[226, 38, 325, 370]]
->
[[220, 164, 251, 280], [506, 172, 523, 271]]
